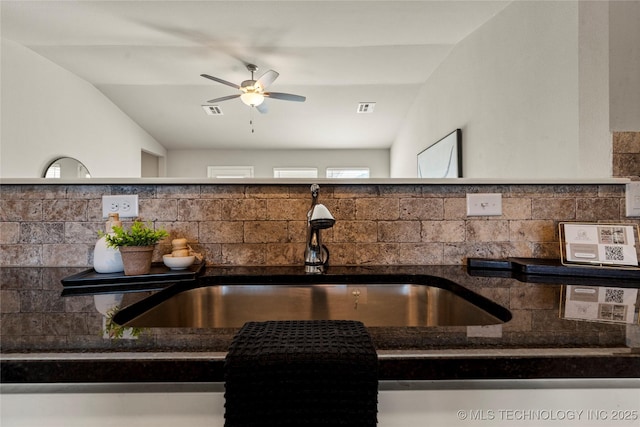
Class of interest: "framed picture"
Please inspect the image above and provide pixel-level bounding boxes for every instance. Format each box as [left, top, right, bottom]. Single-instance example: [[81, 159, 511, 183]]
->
[[417, 129, 462, 178]]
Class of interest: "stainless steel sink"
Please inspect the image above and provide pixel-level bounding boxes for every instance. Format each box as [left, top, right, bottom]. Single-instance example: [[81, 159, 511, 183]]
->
[[114, 281, 511, 328]]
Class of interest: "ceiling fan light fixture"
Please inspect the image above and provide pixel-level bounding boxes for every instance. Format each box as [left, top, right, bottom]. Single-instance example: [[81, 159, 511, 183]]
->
[[240, 91, 265, 107]]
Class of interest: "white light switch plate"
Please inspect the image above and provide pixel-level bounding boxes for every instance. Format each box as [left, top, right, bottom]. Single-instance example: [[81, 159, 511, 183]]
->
[[626, 182, 640, 217], [466, 193, 502, 216]]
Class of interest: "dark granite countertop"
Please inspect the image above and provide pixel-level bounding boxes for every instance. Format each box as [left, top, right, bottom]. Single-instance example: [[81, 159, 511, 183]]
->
[[2, 263, 640, 383], [2, 348, 639, 383]]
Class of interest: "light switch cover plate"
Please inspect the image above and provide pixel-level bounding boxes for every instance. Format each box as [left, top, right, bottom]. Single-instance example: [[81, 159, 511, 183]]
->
[[626, 182, 640, 217], [466, 193, 502, 216]]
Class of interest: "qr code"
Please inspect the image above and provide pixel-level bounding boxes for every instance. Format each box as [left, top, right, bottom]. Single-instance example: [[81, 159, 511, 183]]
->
[[605, 288, 624, 304], [604, 245, 624, 261]]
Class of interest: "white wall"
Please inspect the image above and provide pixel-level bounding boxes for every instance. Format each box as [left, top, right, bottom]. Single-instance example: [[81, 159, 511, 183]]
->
[[609, 0, 640, 131], [578, 0, 612, 177], [2, 381, 638, 427], [141, 151, 161, 178], [0, 39, 166, 178], [167, 148, 390, 178], [391, 1, 583, 179]]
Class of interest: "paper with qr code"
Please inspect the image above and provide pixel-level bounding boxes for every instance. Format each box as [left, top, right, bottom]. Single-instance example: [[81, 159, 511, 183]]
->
[[563, 224, 638, 267], [563, 285, 638, 324]]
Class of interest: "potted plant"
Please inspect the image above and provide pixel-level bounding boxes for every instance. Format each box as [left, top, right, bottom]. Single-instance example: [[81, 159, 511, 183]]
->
[[101, 219, 168, 275]]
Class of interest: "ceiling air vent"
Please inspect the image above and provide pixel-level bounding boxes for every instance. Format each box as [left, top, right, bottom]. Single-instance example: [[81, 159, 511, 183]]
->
[[202, 105, 223, 115], [356, 102, 376, 114]]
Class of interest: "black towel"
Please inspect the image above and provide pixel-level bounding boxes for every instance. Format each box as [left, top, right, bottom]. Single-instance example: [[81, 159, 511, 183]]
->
[[224, 320, 378, 427]]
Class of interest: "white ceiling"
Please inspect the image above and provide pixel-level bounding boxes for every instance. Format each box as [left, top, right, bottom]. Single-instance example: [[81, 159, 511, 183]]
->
[[1, 0, 510, 151]]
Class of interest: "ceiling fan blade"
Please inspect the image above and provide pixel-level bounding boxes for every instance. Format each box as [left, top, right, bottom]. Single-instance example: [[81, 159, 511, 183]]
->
[[201, 74, 240, 89], [265, 92, 306, 102], [256, 102, 269, 114], [206, 94, 240, 103], [255, 70, 279, 90]]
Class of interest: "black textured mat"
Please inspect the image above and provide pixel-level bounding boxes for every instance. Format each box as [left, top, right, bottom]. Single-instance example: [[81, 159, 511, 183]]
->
[[224, 320, 378, 427]]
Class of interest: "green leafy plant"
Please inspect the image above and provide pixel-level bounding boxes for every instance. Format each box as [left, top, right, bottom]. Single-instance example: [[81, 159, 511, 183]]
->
[[104, 306, 145, 340], [101, 219, 168, 248]]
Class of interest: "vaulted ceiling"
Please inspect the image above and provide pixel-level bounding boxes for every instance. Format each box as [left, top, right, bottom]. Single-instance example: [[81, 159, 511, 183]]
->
[[1, 1, 510, 150]]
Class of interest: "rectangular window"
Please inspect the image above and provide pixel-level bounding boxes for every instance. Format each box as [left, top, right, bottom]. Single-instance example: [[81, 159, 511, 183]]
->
[[207, 166, 254, 178], [273, 168, 318, 178], [326, 168, 370, 178]]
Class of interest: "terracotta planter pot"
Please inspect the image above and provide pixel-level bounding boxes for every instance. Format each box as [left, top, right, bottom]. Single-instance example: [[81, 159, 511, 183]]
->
[[119, 245, 155, 276]]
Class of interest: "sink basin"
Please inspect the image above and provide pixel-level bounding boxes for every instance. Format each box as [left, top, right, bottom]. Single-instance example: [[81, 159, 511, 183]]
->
[[113, 275, 511, 328]]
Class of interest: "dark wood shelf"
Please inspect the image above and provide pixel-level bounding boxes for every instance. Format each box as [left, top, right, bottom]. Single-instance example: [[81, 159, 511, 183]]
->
[[468, 257, 640, 285], [61, 262, 205, 296]]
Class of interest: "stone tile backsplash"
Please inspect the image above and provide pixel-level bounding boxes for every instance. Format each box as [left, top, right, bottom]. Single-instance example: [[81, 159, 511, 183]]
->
[[2, 183, 638, 268], [613, 131, 640, 178]]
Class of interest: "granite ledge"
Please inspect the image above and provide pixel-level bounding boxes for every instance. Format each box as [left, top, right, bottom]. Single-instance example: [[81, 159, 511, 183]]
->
[[2, 348, 639, 383]]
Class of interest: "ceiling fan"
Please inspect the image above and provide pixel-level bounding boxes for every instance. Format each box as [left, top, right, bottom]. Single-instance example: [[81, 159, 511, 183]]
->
[[201, 64, 306, 113]]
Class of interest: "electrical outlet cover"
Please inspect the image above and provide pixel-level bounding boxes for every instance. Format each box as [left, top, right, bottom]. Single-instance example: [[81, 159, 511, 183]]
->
[[102, 195, 139, 218]]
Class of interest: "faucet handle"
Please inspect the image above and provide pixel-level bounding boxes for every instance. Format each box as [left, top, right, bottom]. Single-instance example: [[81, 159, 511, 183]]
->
[[310, 183, 320, 198]]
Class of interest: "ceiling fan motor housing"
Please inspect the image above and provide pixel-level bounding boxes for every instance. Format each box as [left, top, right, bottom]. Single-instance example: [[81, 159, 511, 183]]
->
[[241, 80, 259, 90]]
